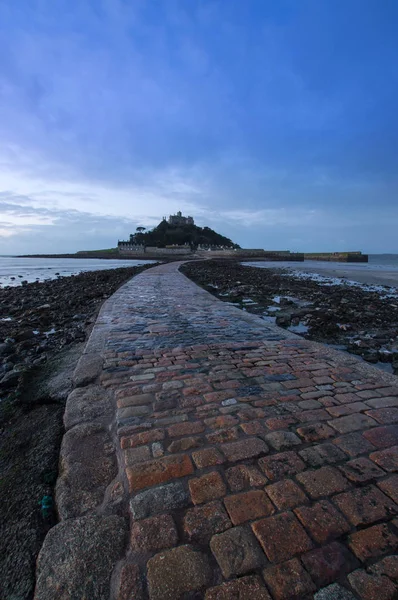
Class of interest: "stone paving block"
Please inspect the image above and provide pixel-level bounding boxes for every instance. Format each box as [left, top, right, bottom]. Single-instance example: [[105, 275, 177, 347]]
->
[[348, 569, 397, 600], [131, 514, 178, 552], [299, 442, 347, 467], [332, 432, 376, 457], [377, 474, 398, 503], [120, 429, 164, 450], [258, 451, 306, 480], [252, 511, 313, 562], [189, 471, 226, 504], [114, 562, 145, 600], [147, 545, 211, 600], [370, 445, 398, 472], [301, 541, 358, 587], [263, 430, 302, 451], [210, 526, 265, 577], [348, 523, 398, 561], [328, 413, 378, 434], [326, 402, 368, 417], [365, 407, 398, 424], [363, 425, 398, 449], [204, 575, 271, 600], [167, 420, 205, 437], [296, 422, 335, 442], [333, 485, 398, 526], [262, 558, 316, 600], [224, 490, 274, 525], [225, 464, 267, 491], [365, 396, 398, 408], [297, 408, 330, 423], [127, 453, 194, 491], [118, 404, 151, 419], [339, 456, 385, 483], [130, 481, 190, 519], [265, 415, 297, 430], [265, 479, 308, 510], [368, 555, 398, 580], [221, 437, 268, 462], [167, 436, 202, 453], [183, 501, 232, 543], [192, 447, 225, 468], [375, 387, 398, 397], [240, 420, 265, 435], [124, 445, 151, 466], [296, 466, 351, 499], [294, 499, 351, 544], [207, 427, 240, 444], [117, 393, 154, 408], [204, 415, 239, 429]]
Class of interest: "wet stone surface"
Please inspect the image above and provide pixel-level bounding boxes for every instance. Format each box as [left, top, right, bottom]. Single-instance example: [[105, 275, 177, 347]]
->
[[53, 261, 398, 599]]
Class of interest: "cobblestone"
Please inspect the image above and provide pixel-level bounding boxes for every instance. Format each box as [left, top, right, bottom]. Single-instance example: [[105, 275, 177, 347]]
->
[[294, 500, 351, 544], [262, 558, 316, 599], [252, 511, 314, 562], [210, 526, 265, 577], [53, 260, 398, 599], [347, 523, 398, 561]]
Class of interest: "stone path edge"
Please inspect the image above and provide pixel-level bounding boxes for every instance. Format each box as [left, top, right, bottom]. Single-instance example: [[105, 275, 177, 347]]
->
[[34, 275, 143, 599]]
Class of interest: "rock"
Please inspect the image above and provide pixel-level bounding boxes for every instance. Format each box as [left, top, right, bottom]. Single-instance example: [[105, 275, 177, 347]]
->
[[276, 314, 292, 327], [147, 545, 211, 600], [0, 370, 20, 390], [64, 385, 113, 430], [0, 343, 12, 357], [73, 354, 103, 387], [14, 329, 36, 342], [34, 515, 126, 600], [56, 423, 117, 519]]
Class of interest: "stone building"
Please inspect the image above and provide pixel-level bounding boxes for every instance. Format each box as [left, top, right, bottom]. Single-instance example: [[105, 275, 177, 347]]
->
[[166, 211, 194, 226]]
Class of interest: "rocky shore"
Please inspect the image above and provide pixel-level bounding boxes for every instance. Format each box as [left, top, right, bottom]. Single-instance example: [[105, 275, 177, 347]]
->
[[0, 263, 157, 599], [181, 260, 398, 375]]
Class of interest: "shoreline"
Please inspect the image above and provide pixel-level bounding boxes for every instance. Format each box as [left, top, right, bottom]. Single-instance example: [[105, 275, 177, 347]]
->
[[181, 259, 398, 375], [243, 260, 398, 288]]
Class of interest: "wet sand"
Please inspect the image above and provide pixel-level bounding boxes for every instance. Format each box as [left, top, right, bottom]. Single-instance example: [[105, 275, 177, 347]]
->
[[243, 260, 398, 287]]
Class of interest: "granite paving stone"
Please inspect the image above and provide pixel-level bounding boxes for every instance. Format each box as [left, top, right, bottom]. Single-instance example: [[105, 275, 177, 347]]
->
[[49, 260, 398, 599]]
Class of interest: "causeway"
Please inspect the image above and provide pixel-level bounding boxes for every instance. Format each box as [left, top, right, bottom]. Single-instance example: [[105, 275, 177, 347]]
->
[[35, 261, 398, 600]]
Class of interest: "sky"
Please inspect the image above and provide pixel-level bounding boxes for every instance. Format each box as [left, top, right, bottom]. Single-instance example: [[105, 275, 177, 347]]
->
[[0, 0, 397, 254]]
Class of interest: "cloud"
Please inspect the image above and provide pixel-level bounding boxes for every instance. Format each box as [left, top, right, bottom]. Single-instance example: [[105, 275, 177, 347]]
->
[[0, 1, 397, 254]]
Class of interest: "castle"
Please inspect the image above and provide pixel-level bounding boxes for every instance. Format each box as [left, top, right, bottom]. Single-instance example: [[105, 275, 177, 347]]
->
[[164, 211, 194, 226]]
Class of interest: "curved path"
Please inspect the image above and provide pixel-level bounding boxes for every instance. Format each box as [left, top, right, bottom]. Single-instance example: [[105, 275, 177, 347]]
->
[[36, 261, 398, 600]]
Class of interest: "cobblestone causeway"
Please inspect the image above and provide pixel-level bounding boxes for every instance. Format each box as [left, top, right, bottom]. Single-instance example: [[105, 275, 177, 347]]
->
[[35, 261, 398, 600]]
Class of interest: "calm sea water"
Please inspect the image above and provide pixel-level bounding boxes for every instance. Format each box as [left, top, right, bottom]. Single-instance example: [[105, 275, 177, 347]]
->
[[0, 257, 157, 287], [242, 254, 398, 290], [368, 254, 398, 267]]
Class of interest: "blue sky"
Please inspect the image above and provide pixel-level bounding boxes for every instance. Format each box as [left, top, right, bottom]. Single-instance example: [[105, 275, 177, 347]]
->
[[0, 0, 397, 254]]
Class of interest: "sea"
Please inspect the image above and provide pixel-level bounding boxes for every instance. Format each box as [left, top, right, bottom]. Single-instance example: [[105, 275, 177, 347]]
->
[[0, 256, 157, 287], [242, 254, 398, 293], [1, 254, 398, 289]]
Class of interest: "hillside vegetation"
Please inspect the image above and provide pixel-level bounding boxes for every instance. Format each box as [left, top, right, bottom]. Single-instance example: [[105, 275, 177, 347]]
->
[[133, 220, 239, 248]]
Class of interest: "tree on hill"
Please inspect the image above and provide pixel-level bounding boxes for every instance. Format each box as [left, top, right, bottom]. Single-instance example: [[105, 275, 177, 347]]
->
[[130, 220, 239, 249]]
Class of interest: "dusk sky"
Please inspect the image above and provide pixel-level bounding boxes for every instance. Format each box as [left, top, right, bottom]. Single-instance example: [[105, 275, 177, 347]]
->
[[1, 0, 397, 254]]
